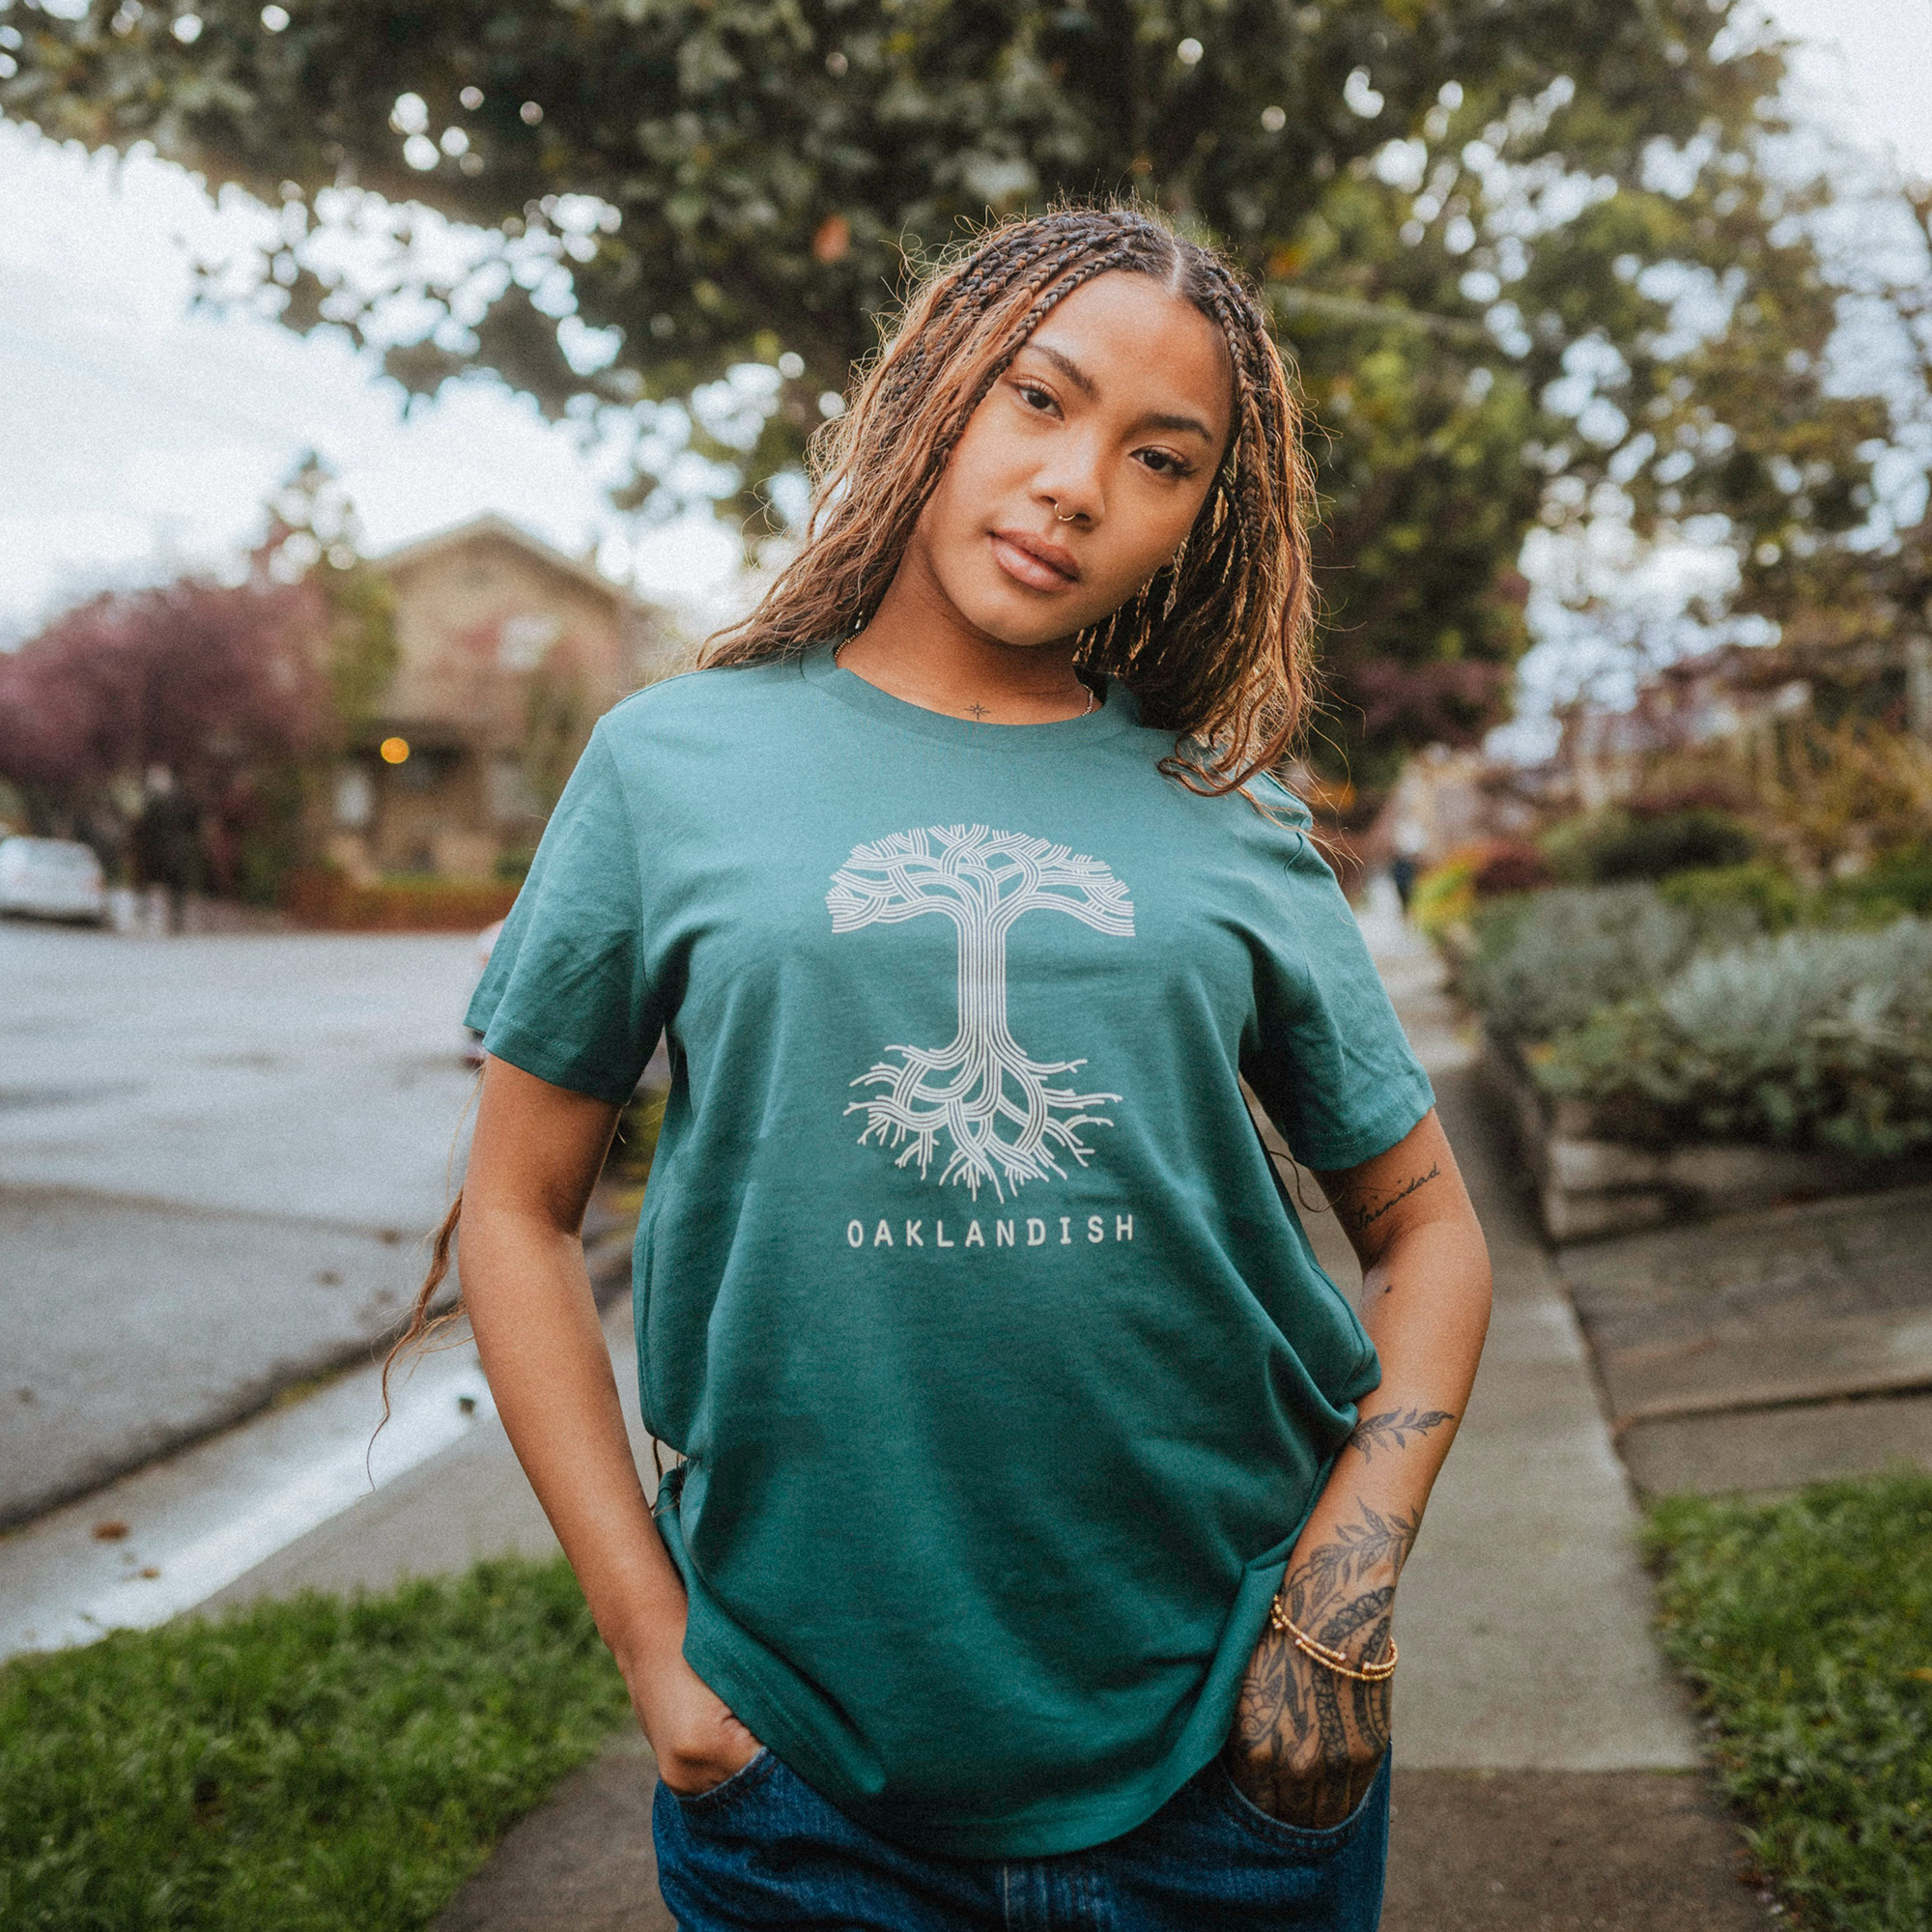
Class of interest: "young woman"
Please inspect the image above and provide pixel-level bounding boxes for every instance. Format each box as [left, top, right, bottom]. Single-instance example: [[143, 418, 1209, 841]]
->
[[412, 207, 1491, 1928]]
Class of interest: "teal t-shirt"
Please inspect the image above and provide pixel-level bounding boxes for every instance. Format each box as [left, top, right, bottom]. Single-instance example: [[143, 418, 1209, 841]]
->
[[469, 642, 1434, 1858]]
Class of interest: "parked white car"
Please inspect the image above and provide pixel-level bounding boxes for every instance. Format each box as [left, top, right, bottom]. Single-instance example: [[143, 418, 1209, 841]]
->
[[0, 836, 108, 924]]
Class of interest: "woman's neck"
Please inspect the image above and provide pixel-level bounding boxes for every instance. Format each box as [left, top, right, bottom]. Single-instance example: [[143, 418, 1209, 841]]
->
[[836, 570, 1094, 725]]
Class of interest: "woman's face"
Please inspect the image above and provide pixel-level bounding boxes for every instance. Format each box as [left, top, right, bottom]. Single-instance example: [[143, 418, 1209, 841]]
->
[[903, 270, 1235, 651]]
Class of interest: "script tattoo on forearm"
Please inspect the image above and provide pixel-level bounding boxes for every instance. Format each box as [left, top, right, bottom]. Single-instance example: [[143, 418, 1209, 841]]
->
[[1347, 1406, 1455, 1463], [1348, 1160, 1441, 1236], [1225, 1501, 1418, 1829]]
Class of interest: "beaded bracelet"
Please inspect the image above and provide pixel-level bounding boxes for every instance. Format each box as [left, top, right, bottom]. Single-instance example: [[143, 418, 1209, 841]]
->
[[1267, 1599, 1399, 1684]]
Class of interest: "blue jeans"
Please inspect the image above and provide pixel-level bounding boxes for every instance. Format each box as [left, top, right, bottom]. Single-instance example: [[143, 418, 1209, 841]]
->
[[654, 1747, 1390, 1930]]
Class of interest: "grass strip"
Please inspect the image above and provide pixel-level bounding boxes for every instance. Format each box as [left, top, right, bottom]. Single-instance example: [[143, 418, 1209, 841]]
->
[[0, 1556, 633, 1932], [1646, 1471, 1932, 1932]]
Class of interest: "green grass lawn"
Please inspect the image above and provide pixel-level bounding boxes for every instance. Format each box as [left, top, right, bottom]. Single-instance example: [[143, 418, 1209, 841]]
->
[[1646, 1470, 1932, 1932], [0, 1557, 633, 1932]]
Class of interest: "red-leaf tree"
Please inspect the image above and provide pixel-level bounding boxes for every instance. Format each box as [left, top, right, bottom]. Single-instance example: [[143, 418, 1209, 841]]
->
[[0, 578, 329, 894]]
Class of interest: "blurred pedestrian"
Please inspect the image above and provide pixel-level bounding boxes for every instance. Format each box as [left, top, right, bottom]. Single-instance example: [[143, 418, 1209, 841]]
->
[[394, 208, 1491, 1929], [1389, 816, 1428, 915], [133, 766, 201, 933]]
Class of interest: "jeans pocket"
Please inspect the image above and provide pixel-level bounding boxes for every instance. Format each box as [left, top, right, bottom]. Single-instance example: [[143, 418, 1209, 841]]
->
[[1210, 1747, 1389, 1857], [670, 1746, 775, 1817]]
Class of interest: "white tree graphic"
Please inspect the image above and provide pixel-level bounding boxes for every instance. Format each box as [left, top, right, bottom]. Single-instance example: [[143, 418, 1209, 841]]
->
[[828, 824, 1135, 1200]]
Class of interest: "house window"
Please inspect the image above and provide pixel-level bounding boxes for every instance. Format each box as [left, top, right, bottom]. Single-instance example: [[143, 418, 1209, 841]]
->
[[394, 748, 455, 794], [498, 611, 562, 671], [333, 765, 375, 828]]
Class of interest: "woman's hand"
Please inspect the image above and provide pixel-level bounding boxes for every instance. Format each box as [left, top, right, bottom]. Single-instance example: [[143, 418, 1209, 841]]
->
[[1223, 1594, 1393, 1828], [1222, 1493, 1407, 1827], [617, 1623, 765, 1798]]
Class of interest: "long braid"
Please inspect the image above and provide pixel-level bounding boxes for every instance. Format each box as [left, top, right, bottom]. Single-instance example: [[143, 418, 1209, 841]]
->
[[707, 204, 1320, 797]]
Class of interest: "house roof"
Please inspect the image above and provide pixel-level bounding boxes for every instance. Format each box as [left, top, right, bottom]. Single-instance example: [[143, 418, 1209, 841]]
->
[[374, 513, 658, 616]]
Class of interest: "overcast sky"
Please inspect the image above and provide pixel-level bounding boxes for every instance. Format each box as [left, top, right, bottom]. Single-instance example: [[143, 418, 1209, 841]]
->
[[1, 0, 1928, 647]]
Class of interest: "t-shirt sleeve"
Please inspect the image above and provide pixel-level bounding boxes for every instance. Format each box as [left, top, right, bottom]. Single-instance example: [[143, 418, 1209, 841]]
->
[[465, 723, 660, 1105], [1242, 789, 1435, 1173]]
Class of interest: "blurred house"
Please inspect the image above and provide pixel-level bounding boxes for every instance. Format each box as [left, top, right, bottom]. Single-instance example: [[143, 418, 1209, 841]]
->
[[1370, 745, 1544, 868], [1371, 620, 1932, 873], [324, 515, 675, 881], [1548, 645, 1815, 812]]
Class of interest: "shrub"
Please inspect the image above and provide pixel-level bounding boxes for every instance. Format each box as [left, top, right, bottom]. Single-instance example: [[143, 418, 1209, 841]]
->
[[1470, 838, 1554, 897], [1817, 843, 1932, 925], [1461, 884, 1704, 1041], [1630, 774, 1752, 818], [1542, 805, 1756, 886], [1538, 918, 1932, 1160], [1748, 717, 1932, 884], [1658, 861, 1804, 936], [1411, 840, 1553, 944], [1408, 851, 1479, 941], [283, 870, 521, 932]]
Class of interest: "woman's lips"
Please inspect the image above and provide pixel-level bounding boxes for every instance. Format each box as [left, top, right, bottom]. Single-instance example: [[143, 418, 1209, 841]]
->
[[990, 528, 1080, 590]]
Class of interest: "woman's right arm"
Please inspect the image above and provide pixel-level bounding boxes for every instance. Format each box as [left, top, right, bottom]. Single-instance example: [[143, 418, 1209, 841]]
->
[[458, 1052, 762, 1793]]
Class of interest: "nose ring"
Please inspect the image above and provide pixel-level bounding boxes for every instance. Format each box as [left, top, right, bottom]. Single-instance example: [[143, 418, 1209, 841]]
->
[[1054, 509, 1079, 524]]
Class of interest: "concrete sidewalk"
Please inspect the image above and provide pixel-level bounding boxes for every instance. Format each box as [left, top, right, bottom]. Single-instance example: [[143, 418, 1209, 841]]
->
[[203, 898, 1767, 1930], [1348, 902, 1766, 1930]]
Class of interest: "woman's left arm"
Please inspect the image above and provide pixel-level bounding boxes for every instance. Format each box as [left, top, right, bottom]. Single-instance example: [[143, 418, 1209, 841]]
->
[[1225, 1107, 1492, 1826]]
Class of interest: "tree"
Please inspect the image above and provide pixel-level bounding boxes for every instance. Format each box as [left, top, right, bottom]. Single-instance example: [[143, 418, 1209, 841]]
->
[[828, 824, 1135, 1199], [5, 0, 1898, 784], [253, 448, 400, 735], [0, 577, 327, 892]]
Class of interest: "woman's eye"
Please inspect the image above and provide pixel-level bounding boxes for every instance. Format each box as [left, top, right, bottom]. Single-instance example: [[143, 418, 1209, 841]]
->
[[1015, 383, 1056, 412], [1138, 449, 1190, 477]]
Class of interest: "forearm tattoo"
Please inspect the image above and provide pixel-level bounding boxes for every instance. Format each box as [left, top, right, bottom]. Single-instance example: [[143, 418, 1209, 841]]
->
[[1225, 1502, 1418, 1829], [1347, 1406, 1455, 1463]]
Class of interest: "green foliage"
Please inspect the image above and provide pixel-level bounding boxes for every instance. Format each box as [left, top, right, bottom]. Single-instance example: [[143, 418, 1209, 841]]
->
[[321, 563, 402, 734], [1658, 860, 1804, 936], [0, 1558, 631, 1932], [1540, 918, 1932, 1159], [1818, 845, 1932, 926], [233, 758, 315, 906], [1541, 805, 1756, 886], [1410, 838, 1554, 941], [5, 0, 1881, 776], [257, 451, 402, 738], [1462, 882, 1708, 1040], [1407, 852, 1477, 942], [522, 655, 595, 815], [1646, 1474, 1932, 1932]]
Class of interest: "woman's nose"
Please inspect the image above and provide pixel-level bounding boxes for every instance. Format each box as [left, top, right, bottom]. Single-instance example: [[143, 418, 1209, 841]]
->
[[1033, 457, 1104, 526]]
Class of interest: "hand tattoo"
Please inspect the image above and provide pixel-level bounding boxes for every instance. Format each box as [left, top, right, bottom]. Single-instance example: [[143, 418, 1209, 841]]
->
[[1347, 1406, 1455, 1463], [1225, 1501, 1413, 1828]]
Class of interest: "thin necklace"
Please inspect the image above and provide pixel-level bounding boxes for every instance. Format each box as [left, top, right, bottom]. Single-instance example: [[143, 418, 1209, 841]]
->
[[835, 639, 1095, 718], [962, 677, 1095, 720]]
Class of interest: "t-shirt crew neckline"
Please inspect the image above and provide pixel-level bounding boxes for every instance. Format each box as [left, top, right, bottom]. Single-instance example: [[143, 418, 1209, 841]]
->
[[797, 638, 1136, 749]]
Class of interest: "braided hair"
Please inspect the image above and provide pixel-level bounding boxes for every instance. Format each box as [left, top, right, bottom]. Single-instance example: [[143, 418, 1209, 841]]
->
[[704, 206, 1318, 796]]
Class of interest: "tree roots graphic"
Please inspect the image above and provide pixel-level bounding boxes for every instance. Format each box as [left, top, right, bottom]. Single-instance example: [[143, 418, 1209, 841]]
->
[[827, 825, 1134, 1202]]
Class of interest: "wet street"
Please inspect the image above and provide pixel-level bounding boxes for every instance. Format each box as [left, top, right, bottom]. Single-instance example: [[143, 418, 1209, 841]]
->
[[1, 923, 482, 1524]]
